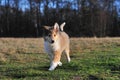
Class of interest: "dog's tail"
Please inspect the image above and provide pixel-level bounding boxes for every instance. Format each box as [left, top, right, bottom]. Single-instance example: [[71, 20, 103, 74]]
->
[[60, 22, 66, 31]]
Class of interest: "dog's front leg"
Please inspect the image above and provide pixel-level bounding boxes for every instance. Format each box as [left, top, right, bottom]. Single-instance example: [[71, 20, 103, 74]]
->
[[49, 51, 61, 71], [48, 53, 53, 66]]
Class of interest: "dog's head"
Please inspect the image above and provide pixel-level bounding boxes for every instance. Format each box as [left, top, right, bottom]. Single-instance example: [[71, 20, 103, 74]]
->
[[43, 23, 60, 44]]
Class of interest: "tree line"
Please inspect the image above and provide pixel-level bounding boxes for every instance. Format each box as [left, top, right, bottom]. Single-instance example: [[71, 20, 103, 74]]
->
[[0, 0, 120, 37]]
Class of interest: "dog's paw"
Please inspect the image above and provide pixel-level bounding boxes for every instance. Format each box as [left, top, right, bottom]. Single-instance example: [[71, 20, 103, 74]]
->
[[68, 58, 71, 63], [48, 62, 57, 71], [48, 67, 55, 71], [58, 62, 62, 66]]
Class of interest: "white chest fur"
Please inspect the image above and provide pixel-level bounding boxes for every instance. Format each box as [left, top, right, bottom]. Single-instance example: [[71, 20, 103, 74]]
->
[[44, 40, 60, 54]]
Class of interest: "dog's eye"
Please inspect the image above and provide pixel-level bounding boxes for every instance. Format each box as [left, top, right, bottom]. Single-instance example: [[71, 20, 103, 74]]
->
[[54, 34, 56, 37]]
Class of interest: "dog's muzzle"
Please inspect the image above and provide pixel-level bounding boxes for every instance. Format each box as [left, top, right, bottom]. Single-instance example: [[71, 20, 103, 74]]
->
[[44, 37, 54, 44], [51, 40, 54, 43]]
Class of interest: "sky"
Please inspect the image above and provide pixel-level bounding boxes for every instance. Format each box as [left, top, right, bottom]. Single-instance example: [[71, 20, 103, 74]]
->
[[115, 0, 120, 16], [0, 0, 120, 16]]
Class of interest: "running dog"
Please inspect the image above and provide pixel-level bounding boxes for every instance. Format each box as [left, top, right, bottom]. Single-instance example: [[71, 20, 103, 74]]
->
[[43, 22, 70, 71]]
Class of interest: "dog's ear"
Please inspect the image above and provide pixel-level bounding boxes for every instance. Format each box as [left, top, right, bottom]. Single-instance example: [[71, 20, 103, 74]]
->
[[60, 22, 66, 31], [54, 23, 59, 32], [43, 26, 51, 30]]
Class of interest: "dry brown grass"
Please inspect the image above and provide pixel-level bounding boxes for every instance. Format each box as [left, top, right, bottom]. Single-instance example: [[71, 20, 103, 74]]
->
[[0, 38, 44, 54], [70, 37, 120, 53], [0, 38, 44, 63], [0, 37, 119, 62], [0, 37, 120, 55]]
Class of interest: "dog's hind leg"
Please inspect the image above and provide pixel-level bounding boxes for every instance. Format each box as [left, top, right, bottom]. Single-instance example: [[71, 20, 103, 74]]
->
[[58, 61, 62, 66], [65, 49, 71, 63]]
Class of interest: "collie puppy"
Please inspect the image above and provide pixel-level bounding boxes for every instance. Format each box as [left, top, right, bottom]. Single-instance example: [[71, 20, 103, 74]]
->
[[43, 22, 70, 71]]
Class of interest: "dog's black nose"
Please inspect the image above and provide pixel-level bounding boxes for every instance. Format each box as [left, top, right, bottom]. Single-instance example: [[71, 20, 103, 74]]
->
[[51, 40, 54, 43]]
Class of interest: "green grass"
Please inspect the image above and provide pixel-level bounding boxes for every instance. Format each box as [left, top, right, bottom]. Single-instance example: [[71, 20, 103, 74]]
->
[[0, 38, 120, 80]]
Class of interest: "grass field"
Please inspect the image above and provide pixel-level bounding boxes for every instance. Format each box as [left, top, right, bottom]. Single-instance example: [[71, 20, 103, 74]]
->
[[0, 38, 120, 80]]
